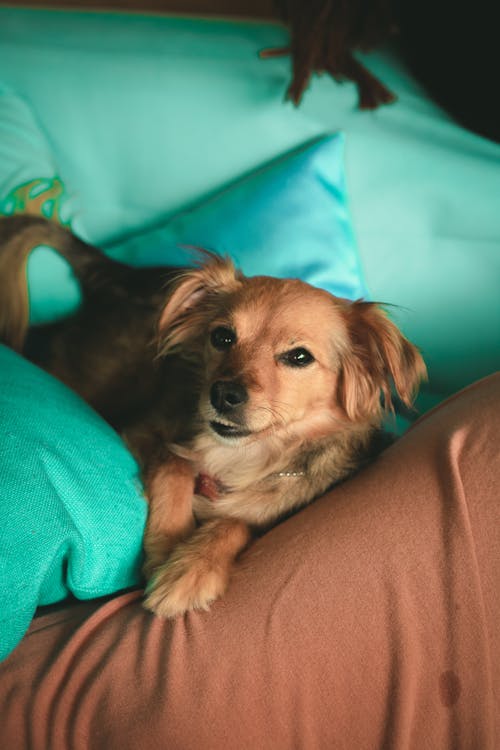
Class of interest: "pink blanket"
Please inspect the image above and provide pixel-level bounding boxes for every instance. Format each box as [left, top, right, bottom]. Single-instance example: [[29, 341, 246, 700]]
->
[[1, 374, 499, 749]]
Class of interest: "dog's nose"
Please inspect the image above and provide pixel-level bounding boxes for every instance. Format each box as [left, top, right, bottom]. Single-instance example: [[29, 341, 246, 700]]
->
[[210, 380, 248, 413]]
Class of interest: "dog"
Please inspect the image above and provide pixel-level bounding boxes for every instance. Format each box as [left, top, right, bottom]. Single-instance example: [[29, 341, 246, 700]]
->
[[0, 215, 426, 617]]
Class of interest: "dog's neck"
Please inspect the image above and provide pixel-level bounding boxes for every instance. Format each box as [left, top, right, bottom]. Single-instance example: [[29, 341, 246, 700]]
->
[[194, 467, 306, 502], [184, 429, 308, 487], [183, 422, 382, 527], [181, 419, 374, 497]]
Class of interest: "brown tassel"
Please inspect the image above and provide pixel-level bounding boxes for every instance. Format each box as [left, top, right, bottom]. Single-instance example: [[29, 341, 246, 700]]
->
[[261, 0, 398, 109]]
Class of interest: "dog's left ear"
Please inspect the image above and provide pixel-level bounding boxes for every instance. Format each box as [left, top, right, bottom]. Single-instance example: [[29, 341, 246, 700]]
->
[[338, 301, 427, 421], [158, 252, 242, 353]]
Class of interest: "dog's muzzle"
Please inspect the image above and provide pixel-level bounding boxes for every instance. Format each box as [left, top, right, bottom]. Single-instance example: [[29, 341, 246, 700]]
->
[[209, 380, 250, 439]]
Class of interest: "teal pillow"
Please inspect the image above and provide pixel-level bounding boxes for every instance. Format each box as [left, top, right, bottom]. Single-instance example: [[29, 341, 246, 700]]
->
[[0, 87, 366, 318], [107, 134, 368, 301], [0, 344, 147, 661], [0, 84, 83, 324], [0, 84, 75, 226], [21, 133, 368, 323]]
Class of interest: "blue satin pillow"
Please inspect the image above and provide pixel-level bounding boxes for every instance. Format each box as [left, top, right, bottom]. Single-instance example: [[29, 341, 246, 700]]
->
[[21, 133, 367, 322], [107, 134, 368, 301]]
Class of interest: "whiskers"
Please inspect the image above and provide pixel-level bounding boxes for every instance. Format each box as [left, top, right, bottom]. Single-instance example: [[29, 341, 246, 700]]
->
[[251, 401, 290, 434]]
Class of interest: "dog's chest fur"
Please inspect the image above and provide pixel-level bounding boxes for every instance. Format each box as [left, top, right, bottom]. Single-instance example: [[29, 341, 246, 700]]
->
[[180, 423, 377, 527]]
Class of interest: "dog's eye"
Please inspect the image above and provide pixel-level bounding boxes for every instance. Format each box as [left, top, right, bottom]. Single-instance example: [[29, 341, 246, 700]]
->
[[210, 326, 236, 351], [280, 347, 315, 368]]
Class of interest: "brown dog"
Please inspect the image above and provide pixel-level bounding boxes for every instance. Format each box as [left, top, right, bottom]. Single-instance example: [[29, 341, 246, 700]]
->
[[0, 215, 426, 617]]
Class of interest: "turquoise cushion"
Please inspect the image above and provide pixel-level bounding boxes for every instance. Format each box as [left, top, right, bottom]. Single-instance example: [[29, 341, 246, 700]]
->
[[0, 84, 82, 323], [107, 134, 366, 299], [0, 84, 366, 319], [0, 84, 75, 225], [0, 345, 146, 661], [21, 134, 367, 323]]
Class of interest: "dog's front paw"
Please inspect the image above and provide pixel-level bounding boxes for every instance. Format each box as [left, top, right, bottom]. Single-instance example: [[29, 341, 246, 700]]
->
[[143, 552, 229, 619]]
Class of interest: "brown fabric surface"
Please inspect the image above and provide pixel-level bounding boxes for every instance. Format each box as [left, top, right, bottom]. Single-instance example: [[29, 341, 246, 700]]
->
[[1, 374, 499, 749]]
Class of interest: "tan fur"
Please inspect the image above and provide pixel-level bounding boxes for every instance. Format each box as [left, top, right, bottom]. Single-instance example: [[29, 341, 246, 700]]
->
[[142, 458, 196, 579], [144, 262, 426, 616], [0, 216, 427, 618], [0, 216, 87, 352], [144, 518, 251, 618]]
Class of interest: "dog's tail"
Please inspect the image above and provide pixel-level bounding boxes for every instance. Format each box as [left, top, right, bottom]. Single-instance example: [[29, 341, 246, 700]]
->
[[0, 214, 114, 352]]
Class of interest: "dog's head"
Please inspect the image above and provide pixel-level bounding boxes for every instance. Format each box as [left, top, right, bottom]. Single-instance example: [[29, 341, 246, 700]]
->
[[158, 254, 426, 445]]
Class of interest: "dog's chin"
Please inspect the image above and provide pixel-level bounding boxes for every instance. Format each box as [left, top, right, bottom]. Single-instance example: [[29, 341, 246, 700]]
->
[[208, 420, 252, 442]]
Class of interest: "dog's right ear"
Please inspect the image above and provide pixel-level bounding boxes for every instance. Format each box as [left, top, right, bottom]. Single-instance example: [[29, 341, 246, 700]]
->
[[158, 252, 242, 353]]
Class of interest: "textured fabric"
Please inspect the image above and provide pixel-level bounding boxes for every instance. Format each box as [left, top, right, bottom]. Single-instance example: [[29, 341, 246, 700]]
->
[[0, 345, 147, 662], [1, 373, 498, 748]]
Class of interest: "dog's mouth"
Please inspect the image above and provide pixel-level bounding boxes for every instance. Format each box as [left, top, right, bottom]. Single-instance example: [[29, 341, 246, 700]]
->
[[209, 420, 251, 440]]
